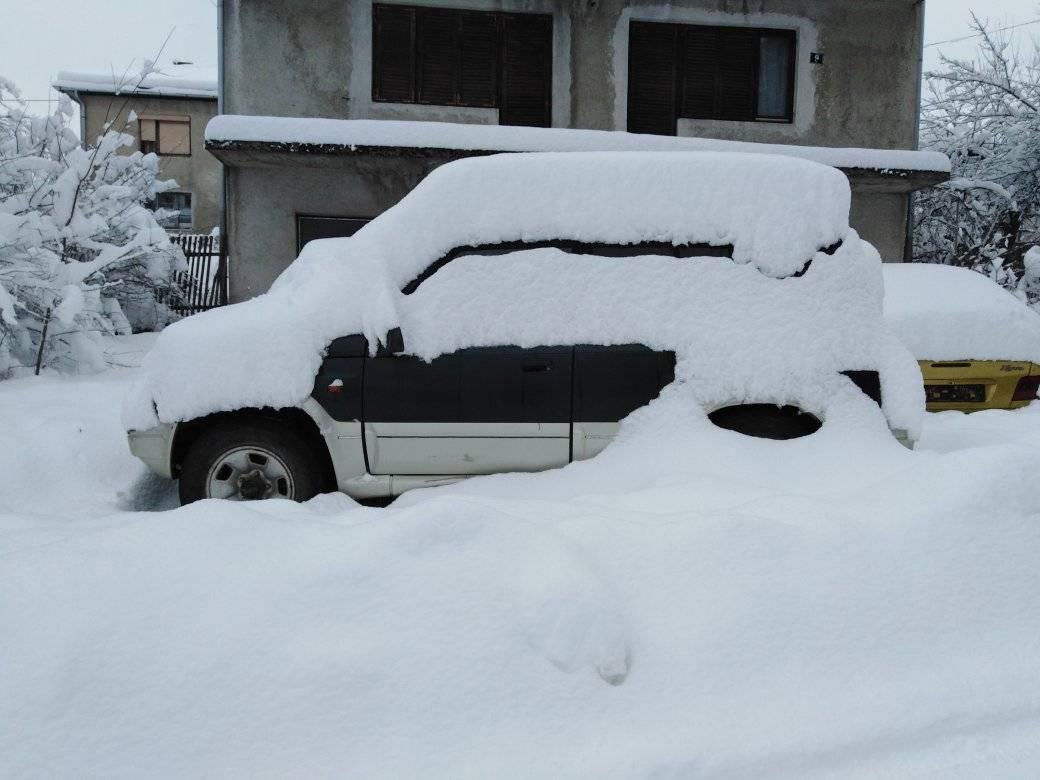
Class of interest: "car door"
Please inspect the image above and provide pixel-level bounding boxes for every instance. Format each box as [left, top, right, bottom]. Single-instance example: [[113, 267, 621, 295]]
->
[[364, 345, 572, 475], [572, 344, 676, 460]]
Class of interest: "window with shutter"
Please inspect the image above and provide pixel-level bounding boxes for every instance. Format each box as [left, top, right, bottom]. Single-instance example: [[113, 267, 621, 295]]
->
[[417, 8, 458, 104], [500, 14, 553, 127], [459, 11, 498, 107], [627, 22, 678, 135], [371, 4, 552, 125], [139, 115, 191, 156], [628, 21, 795, 134], [373, 5, 415, 103], [679, 27, 717, 120], [714, 28, 757, 121]]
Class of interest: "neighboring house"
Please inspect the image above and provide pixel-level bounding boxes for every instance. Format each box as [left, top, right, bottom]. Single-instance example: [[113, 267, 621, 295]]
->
[[213, 0, 949, 302], [53, 70, 220, 234]]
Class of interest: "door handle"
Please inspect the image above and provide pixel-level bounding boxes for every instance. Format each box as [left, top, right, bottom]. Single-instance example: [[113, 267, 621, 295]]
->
[[522, 360, 553, 372]]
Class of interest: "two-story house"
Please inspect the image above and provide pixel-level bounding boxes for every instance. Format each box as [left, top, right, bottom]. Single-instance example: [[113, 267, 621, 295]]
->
[[53, 70, 220, 234], [210, 0, 948, 302]]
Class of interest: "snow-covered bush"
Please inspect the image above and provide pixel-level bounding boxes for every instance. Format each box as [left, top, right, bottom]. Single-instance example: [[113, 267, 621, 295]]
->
[[0, 77, 185, 377], [914, 16, 1040, 308]]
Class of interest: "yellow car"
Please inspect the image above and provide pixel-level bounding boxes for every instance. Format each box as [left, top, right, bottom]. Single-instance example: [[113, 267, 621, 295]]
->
[[883, 264, 1040, 412]]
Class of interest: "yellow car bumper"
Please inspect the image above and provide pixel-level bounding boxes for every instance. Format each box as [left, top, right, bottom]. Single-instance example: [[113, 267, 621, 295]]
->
[[920, 360, 1040, 412]]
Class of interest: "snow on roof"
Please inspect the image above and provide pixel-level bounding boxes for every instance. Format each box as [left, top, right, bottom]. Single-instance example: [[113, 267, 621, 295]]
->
[[206, 115, 951, 174], [125, 150, 924, 439], [883, 264, 1040, 363], [53, 69, 217, 100]]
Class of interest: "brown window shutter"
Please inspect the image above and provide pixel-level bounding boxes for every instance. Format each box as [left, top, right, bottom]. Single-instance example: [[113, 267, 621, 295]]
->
[[417, 8, 459, 105], [372, 5, 415, 102], [715, 28, 757, 121], [459, 11, 498, 107], [679, 27, 718, 120], [499, 14, 553, 127], [627, 21, 678, 135]]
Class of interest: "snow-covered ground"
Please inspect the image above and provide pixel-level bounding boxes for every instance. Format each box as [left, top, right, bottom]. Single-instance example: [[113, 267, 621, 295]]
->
[[3, 334, 1040, 777]]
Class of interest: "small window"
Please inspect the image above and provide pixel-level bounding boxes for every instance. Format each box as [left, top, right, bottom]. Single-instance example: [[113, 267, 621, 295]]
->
[[628, 21, 795, 134], [296, 215, 371, 253], [155, 192, 192, 231], [402, 240, 737, 294], [139, 116, 191, 156], [372, 4, 552, 127]]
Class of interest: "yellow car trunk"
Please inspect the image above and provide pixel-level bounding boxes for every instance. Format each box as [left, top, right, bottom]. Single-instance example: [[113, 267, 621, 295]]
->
[[920, 360, 1040, 412]]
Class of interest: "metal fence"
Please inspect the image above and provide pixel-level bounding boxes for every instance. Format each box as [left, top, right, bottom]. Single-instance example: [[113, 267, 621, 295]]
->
[[169, 234, 227, 316]]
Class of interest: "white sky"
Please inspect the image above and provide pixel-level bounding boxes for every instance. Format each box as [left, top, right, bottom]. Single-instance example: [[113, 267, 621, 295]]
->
[[0, 0, 1037, 111]]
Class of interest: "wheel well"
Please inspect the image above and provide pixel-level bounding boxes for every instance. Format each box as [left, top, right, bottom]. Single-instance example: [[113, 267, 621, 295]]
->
[[171, 407, 337, 489], [708, 404, 822, 440]]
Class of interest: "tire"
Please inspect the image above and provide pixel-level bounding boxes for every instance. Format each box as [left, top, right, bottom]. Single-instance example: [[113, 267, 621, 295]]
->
[[179, 420, 327, 505]]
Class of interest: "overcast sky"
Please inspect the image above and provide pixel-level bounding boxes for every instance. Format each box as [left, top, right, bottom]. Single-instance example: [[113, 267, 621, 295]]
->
[[1, 0, 1037, 110]]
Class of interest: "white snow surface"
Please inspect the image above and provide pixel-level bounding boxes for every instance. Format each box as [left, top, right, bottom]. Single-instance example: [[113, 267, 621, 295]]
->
[[5, 340, 1040, 777], [124, 152, 922, 437], [883, 263, 1040, 363], [53, 68, 217, 99], [207, 114, 952, 173]]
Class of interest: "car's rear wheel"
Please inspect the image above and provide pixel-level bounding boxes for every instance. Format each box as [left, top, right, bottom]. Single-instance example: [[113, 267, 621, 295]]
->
[[179, 421, 326, 504]]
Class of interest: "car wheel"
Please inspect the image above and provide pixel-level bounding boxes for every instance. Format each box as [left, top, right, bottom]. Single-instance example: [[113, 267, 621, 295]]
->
[[179, 421, 326, 504]]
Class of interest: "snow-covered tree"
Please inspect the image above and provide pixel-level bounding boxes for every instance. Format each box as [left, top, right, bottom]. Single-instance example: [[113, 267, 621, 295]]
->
[[0, 75, 185, 377], [914, 15, 1040, 307]]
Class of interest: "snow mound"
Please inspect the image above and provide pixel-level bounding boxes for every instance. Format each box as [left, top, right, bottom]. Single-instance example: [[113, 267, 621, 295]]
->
[[883, 264, 1040, 363], [206, 115, 952, 173], [125, 152, 920, 438]]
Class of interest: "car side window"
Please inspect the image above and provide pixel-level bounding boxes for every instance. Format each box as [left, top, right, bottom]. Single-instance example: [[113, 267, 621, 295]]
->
[[401, 240, 736, 294]]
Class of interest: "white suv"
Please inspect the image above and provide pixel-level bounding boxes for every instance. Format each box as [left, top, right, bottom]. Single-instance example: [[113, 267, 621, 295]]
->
[[125, 152, 923, 503]]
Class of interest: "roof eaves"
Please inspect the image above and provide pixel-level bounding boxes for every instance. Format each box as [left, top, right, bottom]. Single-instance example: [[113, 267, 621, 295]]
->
[[205, 138, 950, 188]]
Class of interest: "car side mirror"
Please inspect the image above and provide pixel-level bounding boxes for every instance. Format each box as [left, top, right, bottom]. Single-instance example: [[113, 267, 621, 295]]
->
[[384, 327, 405, 355]]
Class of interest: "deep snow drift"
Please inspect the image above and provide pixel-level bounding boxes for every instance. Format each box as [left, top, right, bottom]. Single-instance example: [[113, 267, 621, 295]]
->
[[4, 340, 1040, 777], [124, 152, 922, 440]]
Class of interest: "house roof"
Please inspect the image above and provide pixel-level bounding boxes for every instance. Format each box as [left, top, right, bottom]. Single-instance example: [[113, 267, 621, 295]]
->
[[205, 115, 951, 189], [53, 69, 217, 100]]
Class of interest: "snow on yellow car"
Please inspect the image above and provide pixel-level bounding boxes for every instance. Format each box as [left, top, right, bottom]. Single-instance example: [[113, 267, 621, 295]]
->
[[883, 263, 1040, 412]]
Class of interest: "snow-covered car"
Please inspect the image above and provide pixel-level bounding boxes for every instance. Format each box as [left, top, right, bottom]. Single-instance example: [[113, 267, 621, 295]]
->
[[883, 263, 1040, 412], [124, 152, 923, 503]]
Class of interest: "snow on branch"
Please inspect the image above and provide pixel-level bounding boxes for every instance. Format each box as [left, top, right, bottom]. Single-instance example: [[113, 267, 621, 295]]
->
[[915, 13, 1040, 307], [0, 73, 186, 378]]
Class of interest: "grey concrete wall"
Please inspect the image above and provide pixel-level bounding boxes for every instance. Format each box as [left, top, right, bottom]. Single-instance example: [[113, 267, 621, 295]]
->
[[223, 0, 922, 149], [850, 191, 909, 262], [79, 93, 220, 233], [226, 155, 440, 300]]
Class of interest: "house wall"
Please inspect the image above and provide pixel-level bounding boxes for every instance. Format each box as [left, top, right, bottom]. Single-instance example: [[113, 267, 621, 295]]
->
[[226, 155, 439, 300], [219, 0, 926, 299], [77, 93, 220, 233], [222, 0, 922, 149]]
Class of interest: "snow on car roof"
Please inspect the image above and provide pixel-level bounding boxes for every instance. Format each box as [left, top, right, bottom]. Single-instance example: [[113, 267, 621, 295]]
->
[[289, 151, 852, 283], [883, 264, 1040, 363], [53, 69, 218, 99], [206, 115, 951, 174], [124, 152, 922, 436]]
